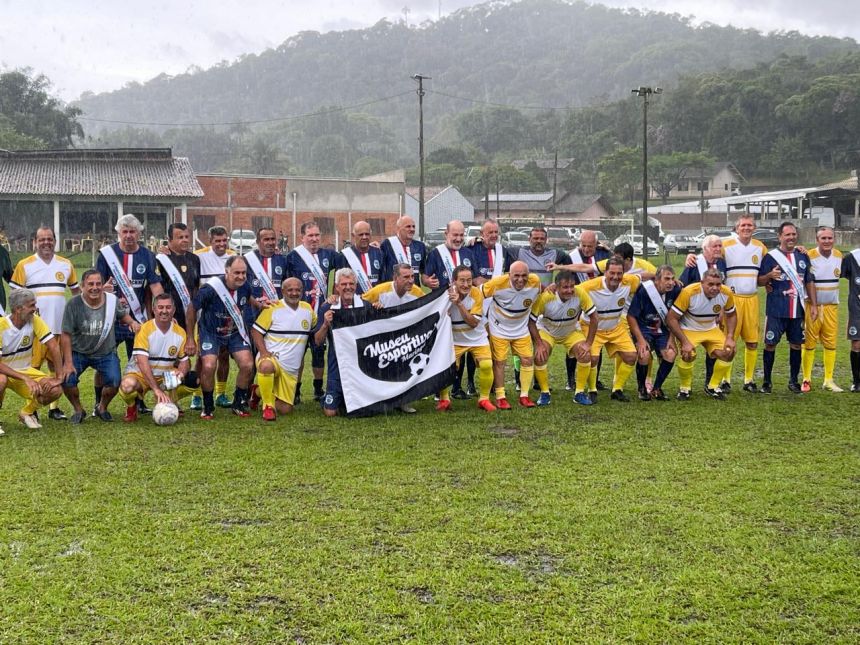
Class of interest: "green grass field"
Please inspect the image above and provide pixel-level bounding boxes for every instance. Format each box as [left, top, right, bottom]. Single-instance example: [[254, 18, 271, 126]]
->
[[1, 250, 858, 642]]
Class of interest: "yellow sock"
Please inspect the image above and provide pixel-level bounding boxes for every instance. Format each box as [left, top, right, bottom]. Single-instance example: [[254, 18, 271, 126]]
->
[[575, 361, 591, 394], [534, 365, 550, 393], [612, 360, 634, 391], [22, 399, 39, 415], [519, 365, 534, 396], [801, 347, 815, 382], [823, 348, 837, 382], [257, 371, 275, 407], [709, 359, 732, 389], [744, 347, 757, 383], [119, 389, 138, 406], [477, 360, 493, 401], [678, 360, 694, 391], [174, 384, 194, 402], [587, 365, 598, 391], [495, 386, 506, 401], [439, 387, 451, 402], [215, 380, 226, 396]]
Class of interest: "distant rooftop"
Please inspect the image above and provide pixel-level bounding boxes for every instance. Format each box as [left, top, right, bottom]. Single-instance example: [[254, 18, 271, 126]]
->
[[480, 192, 554, 203]]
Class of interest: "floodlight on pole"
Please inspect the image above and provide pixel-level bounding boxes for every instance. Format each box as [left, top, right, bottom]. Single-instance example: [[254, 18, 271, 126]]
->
[[631, 86, 662, 260]]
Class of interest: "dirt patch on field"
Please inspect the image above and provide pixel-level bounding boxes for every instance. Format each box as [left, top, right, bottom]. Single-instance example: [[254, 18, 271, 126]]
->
[[489, 426, 521, 438], [402, 586, 435, 604]]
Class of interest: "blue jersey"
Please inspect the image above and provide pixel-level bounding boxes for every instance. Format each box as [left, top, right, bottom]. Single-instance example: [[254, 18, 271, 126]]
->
[[192, 277, 255, 338], [570, 247, 612, 284], [245, 251, 289, 299], [334, 246, 384, 294], [424, 245, 476, 288], [472, 243, 514, 281], [679, 257, 728, 286], [759, 249, 813, 319], [380, 238, 427, 282], [286, 247, 338, 312], [96, 243, 162, 331], [628, 283, 680, 336]]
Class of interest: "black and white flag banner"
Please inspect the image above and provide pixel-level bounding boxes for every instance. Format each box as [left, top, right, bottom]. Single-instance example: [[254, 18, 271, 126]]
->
[[331, 288, 456, 415]]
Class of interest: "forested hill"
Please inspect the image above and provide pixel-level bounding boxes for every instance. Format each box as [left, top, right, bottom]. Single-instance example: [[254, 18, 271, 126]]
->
[[76, 0, 858, 134]]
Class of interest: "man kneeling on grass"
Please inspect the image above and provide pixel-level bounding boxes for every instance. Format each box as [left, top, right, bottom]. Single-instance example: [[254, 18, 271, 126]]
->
[[119, 293, 197, 421], [251, 278, 316, 421], [0, 288, 64, 432], [61, 269, 141, 424]]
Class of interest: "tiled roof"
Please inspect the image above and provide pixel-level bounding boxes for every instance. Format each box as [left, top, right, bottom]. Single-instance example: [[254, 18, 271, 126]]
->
[[0, 149, 204, 199], [480, 192, 554, 203], [405, 185, 448, 201]]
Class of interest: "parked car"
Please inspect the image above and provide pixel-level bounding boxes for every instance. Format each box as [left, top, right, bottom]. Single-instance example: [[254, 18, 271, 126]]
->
[[229, 229, 257, 253], [504, 231, 530, 248], [422, 227, 446, 248], [752, 229, 779, 249], [546, 227, 573, 246], [613, 233, 659, 255], [663, 233, 699, 254], [698, 229, 735, 250]]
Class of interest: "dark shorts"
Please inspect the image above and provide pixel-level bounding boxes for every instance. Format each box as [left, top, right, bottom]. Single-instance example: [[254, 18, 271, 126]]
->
[[199, 328, 252, 357], [308, 342, 326, 369], [764, 316, 804, 346], [848, 315, 860, 340], [65, 351, 121, 388], [321, 369, 345, 413], [642, 330, 671, 353]]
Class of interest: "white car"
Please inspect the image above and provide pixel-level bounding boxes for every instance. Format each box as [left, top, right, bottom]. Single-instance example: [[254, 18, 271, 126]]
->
[[504, 231, 530, 248], [229, 229, 257, 253], [613, 233, 659, 256]]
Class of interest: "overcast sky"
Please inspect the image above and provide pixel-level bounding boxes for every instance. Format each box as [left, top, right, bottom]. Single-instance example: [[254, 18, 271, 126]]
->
[[1, 0, 856, 102]]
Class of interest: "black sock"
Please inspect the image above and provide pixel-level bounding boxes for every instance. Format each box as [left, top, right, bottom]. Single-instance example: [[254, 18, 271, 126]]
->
[[789, 347, 801, 383], [596, 352, 603, 381], [203, 390, 215, 414], [851, 351, 860, 383], [705, 355, 716, 385], [296, 381, 302, 397], [313, 378, 323, 395], [763, 349, 775, 383], [233, 387, 249, 407], [635, 363, 647, 388], [565, 355, 577, 383], [465, 353, 476, 388], [654, 359, 674, 390], [453, 359, 466, 391], [94, 386, 103, 407]]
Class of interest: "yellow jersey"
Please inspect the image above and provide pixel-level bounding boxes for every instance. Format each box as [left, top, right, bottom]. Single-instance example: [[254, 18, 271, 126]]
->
[[128, 319, 188, 376], [0, 314, 53, 371], [10, 254, 78, 334], [807, 247, 842, 305], [670, 283, 736, 331], [723, 237, 767, 296], [252, 300, 316, 374], [579, 274, 640, 331], [450, 286, 487, 347], [481, 273, 542, 339], [530, 287, 594, 339], [362, 282, 424, 308]]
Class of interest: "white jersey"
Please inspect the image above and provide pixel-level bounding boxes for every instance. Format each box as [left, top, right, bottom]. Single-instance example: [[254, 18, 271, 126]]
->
[[252, 300, 316, 374], [808, 248, 842, 306], [10, 254, 78, 334], [450, 287, 488, 347], [531, 287, 595, 339], [128, 319, 188, 377], [481, 273, 542, 340], [0, 314, 53, 371], [723, 238, 767, 296], [579, 274, 640, 331], [671, 283, 736, 332], [361, 282, 424, 308], [195, 246, 236, 285]]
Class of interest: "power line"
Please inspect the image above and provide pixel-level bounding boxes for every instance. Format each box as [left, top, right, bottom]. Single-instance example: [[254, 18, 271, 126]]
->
[[76, 90, 415, 127], [427, 89, 618, 112]]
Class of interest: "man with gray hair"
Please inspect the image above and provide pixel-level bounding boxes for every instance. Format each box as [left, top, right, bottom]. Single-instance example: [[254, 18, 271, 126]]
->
[[680, 234, 727, 286], [0, 288, 64, 431], [96, 214, 163, 414]]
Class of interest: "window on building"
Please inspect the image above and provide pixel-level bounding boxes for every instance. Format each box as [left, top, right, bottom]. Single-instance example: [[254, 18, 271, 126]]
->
[[251, 216, 273, 232], [316, 217, 335, 235], [368, 218, 386, 236], [697, 181, 709, 192], [193, 215, 215, 237], [677, 181, 690, 192]]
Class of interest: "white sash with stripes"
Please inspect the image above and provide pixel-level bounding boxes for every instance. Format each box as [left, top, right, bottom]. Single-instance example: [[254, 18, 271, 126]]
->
[[769, 249, 807, 301], [295, 245, 328, 296], [642, 280, 669, 322], [490, 242, 504, 278], [209, 279, 250, 346], [696, 254, 709, 281], [100, 245, 146, 323], [156, 253, 192, 311], [341, 247, 373, 293], [244, 251, 279, 302], [435, 243, 457, 282], [388, 236, 410, 265], [94, 293, 118, 351], [570, 249, 594, 283]]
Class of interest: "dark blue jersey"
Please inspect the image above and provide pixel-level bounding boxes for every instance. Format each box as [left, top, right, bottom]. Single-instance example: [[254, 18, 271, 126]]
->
[[245, 250, 289, 299], [96, 243, 162, 329], [472, 243, 514, 281], [679, 256, 728, 286], [380, 238, 427, 282], [628, 283, 681, 335], [285, 247, 338, 312], [192, 277, 255, 338], [334, 246, 384, 294], [759, 249, 813, 319], [424, 245, 476, 288]]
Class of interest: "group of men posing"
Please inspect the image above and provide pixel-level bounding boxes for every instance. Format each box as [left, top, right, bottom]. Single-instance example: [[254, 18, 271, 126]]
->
[[1, 212, 859, 432]]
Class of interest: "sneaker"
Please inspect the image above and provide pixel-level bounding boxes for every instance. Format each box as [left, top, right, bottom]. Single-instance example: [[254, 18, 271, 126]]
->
[[313, 390, 325, 402], [48, 408, 68, 421], [262, 405, 276, 421], [123, 405, 138, 422], [676, 390, 691, 401], [232, 404, 251, 418], [399, 404, 417, 414], [451, 389, 470, 400], [801, 380, 811, 393], [518, 396, 536, 408], [435, 400, 452, 412], [596, 380, 607, 391], [465, 383, 477, 397], [720, 381, 732, 393], [760, 382, 773, 394], [536, 392, 551, 406], [588, 391, 598, 404], [136, 399, 152, 415], [248, 386, 261, 411], [19, 413, 42, 429], [200, 410, 214, 421], [190, 395, 203, 410], [705, 387, 726, 400], [496, 398, 512, 410], [610, 389, 630, 402], [94, 407, 113, 422], [70, 410, 87, 425], [822, 381, 844, 393], [573, 391, 593, 406], [650, 387, 669, 401], [477, 399, 497, 412], [215, 394, 233, 408], [852, 382, 860, 393], [638, 387, 650, 401], [787, 382, 802, 394], [564, 380, 574, 391], [645, 378, 653, 394], [0, 424, 4, 436], [742, 382, 759, 393]]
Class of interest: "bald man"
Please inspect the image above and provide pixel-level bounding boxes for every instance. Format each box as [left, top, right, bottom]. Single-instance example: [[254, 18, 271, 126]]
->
[[380, 215, 431, 287], [423, 220, 476, 290], [335, 220, 384, 295]]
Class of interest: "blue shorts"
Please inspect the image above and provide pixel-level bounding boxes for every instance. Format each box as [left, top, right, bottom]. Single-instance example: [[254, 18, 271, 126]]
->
[[309, 342, 326, 369], [642, 330, 671, 353], [198, 328, 252, 357], [764, 316, 804, 346], [65, 351, 121, 387], [321, 366, 345, 412]]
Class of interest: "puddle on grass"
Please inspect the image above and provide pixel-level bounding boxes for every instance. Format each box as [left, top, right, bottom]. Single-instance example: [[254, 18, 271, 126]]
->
[[495, 554, 519, 566], [493, 552, 561, 576]]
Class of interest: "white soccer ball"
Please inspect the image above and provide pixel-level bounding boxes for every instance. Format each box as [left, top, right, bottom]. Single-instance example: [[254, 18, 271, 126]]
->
[[152, 402, 180, 426]]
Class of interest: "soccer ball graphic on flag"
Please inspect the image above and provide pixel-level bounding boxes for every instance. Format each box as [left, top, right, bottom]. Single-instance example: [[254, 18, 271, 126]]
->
[[409, 353, 431, 378], [152, 402, 180, 426]]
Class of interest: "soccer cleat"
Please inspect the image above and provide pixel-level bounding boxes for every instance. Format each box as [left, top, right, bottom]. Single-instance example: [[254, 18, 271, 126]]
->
[[573, 391, 593, 406], [535, 392, 551, 406], [248, 386, 261, 411], [136, 399, 152, 415], [70, 411, 87, 425], [190, 395, 203, 410], [399, 404, 417, 414], [760, 382, 773, 394], [477, 399, 497, 412], [650, 387, 669, 401], [518, 396, 536, 408], [496, 398, 512, 410], [822, 381, 844, 393], [720, 381, 732, 393], [200, 410, 214, 421], [588, 391, 598, 404], [232, 404, 251, 417], [742, 382, 758, 393], [596, 380, 607, 391], [19, 413, 42, 429], [0, 423, 4, 436], [215, 393, 233, 408], [565, 380, 574, 391], [94, 407, 113, 422], [451, 389, 470, 400], [610, 389, 630, 402], [852, 382, 860, 393], [787, 382, 802, 394], [638, 387, 650, 401], [465, 383, 477, 397], [261, 405, 276, 421], [676, 390, 691, 401], [123, 405, 138, 422], [48, 408, 68, 421], [435, 400, 452, 412], [801, 380, 811, 393], [705, 387, 726, 400]]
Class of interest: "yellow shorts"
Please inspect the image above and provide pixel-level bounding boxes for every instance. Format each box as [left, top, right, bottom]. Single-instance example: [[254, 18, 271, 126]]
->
[[805, 303, 838, 350], [454, 344, 492, 364], [731, 294, 760, 344], [123, 370, 163, 394], [591, 324, 635, 357], [30, 339, 47, 369], [256, 356, 299, 405], [5, 367, 49, 400], [490, 334, 533, 361], [684, 327, 729, 356], [539, 329, 586, 357]]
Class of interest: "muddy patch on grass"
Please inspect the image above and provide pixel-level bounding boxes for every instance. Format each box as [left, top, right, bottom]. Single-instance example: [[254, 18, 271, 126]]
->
[[492, 552, 562, 576], [489, 426, 521, 438], [494, 553, 520, 567], [245, 595, 288, 611], [189, 594, 230, 614], [402, 586, 434, 604], [58, 540, 88, 557]]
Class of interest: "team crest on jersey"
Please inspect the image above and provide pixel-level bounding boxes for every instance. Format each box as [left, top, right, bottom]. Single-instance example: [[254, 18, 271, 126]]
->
[[850, 326, 858, 336], [301, 319, 310, 330], [752, 255, 759, 264], [713, 305, 722, 313], [136, 264, 146, 275], [321, 258, 329, 268], [22, 335, 30, 346], [567, 308, 575, 317], [274, 266, 283, 275], [168, 345, 178, 357], [617, 297, 625, 306], [55, 271, 65, 281], [463, 258, 472, 267], [373, 259, 380, 269], [239, 297, 247, 306], [834, 268, 841, 277], [798, 260, 807, 270], [252, 279, 259, 286], [180, 265, 187, 272], [766, 330, 775, 341], [413, 253, 422, 261], [302, 272, 311, 281], [523, 299, 533, 307]]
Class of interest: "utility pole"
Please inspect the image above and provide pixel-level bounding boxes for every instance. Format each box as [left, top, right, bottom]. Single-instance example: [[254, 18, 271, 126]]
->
[[412, 74, 431, 240], [632, 86, 662, 260], [551, 150, 558, 222]]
